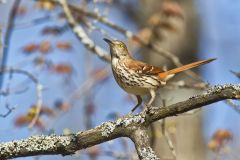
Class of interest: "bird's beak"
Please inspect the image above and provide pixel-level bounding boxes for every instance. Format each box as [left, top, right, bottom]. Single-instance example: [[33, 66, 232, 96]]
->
[[103, 38, 114, 45]]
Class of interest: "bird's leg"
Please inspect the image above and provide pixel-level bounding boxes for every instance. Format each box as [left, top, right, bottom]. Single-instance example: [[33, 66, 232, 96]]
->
[[144, 89, 156, 111], [131, 95, 142, 113]]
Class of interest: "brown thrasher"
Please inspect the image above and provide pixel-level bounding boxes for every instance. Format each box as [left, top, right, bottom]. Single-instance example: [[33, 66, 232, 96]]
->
[[104, 38, 215, 112]]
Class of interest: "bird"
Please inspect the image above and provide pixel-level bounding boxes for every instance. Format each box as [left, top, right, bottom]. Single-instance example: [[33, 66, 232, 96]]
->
[[104, 38, 216, 112]]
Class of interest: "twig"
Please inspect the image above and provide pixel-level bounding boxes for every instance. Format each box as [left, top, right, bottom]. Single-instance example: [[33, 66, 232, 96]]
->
[[161, 100, 176, 158], [230, 70, 240, 79], [57, 0, 111, 62], [225, 99, 240, 114], [0, 104, 15, 118], [0, 0, 21, 89], [0, 68, 15, 118], [0, 68, 43, 128]]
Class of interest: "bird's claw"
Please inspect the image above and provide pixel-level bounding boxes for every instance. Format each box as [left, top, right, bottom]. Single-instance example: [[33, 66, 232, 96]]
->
[[143, 103, 159, 113]]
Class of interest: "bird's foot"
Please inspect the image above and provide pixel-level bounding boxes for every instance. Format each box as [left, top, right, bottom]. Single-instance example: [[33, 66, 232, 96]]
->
[[143, 103, 159, 113]]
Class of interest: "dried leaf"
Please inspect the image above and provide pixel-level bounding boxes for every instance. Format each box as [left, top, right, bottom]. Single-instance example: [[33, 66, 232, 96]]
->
[[40, 106, 55, 116], [213, 129, 232, 143], [50, 63, 72, 74], [56, 41, 72, 50], [39, 41, 52, 54], [14, 115, 32, 127], [22, 43, 39, 54], [14, 115, 44, 129]]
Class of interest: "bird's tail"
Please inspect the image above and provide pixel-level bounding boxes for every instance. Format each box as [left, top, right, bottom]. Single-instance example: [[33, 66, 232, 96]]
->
[[158, 58, 216, 80]]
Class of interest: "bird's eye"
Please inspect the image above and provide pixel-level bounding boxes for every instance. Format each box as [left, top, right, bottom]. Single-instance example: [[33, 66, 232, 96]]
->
[[119, 44, 124, 48]]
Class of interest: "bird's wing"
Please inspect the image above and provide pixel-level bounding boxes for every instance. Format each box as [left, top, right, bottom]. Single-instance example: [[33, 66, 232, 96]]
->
[[124, 59, 164, 75]]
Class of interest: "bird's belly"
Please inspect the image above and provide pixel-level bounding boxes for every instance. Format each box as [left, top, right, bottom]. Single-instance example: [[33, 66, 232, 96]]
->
[[112, 67, 161, 96], [122, 86, 148, 96]]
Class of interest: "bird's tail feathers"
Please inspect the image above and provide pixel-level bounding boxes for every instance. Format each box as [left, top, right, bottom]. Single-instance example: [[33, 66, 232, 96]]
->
[[158, 58, 216, 80]]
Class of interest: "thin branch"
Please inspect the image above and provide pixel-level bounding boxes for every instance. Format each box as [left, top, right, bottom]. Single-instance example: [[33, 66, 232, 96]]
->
[[230, 70, 240, 79], [161, 100, 176, 158], [0, 68, 43, 127], [0, 0, 21, 89], [0, 104, 15, 118], [57, 0, 111, 62], [225, 99, 240, 114], [0, 84, 240, 159]]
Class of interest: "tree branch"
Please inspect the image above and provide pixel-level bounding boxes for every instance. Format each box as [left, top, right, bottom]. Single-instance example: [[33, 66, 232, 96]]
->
[[0, 0, 21, 89], [0, 84, 239, 159], [131, 127, 160, 160], [0, 68, 43, 126], [57, 0, 111, 62]]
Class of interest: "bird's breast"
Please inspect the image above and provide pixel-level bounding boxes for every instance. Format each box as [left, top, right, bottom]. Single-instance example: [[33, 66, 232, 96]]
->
[[111, 59, 163, 95]]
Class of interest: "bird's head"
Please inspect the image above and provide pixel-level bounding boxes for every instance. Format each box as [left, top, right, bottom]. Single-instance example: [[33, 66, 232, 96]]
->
[[104, 38, 129, 59]]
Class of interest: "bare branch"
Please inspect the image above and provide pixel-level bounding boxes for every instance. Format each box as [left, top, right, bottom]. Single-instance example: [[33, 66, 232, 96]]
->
[[230, 70, 240, 79], [225, 99, 240, 113], [131, 127, 160, 160], [0, 68, 43, 126], [0, 104, 15, 118], [0, 0, 21, 88], [57, 0, 111, 62], [0, 84, 239, 159]]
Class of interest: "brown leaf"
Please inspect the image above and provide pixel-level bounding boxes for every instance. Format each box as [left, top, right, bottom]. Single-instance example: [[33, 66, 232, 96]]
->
[[39, 41, 52, 54], [14, 114, 44, 129], [22, 43, 39, 54], [213, 129, 232, 143], [50, 63, 72, 74], [14, 115, 32, 127], [41, 106, 55, 116], [56, 41, 72, 50]]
